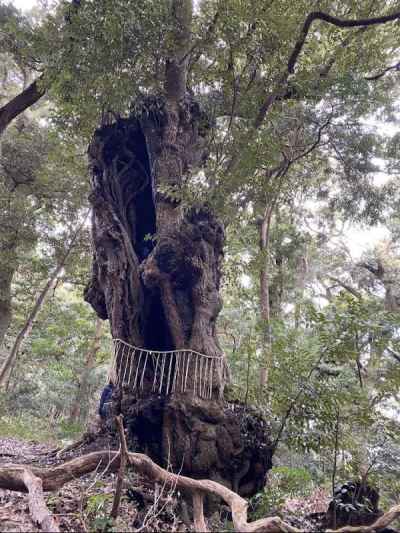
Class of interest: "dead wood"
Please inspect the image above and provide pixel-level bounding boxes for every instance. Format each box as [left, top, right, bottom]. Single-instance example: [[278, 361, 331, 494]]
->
[[54, 437, 86, 459], [110, 415, 128, 519], [54, 429, 97, 459], [0, 450, 399, 533], [4, 465, 59, 532]]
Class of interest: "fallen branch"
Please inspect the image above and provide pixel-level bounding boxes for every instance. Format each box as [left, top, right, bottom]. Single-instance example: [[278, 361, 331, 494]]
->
[[1, 450, 399, 533]]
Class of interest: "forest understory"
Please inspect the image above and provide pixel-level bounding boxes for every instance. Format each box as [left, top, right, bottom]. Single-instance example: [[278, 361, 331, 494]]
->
[[0, 419, 399, 533]]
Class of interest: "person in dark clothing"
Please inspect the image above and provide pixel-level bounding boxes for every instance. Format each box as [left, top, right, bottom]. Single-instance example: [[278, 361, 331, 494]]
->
[[99, 382, 114, 419], [137, 241, 152, 262]]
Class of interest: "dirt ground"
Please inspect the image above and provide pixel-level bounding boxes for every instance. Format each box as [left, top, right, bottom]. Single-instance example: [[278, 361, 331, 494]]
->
[[0, 436, 190, 532]]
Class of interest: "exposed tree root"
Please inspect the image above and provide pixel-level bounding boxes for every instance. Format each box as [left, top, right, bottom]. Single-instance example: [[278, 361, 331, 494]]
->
[[0, 450, 399, 533], [52, 438, 85, 459], [3, 466, 59, 532]]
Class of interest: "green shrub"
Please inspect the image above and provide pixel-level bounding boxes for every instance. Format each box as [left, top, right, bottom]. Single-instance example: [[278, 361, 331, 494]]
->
[[250, 466, 314, 519], [0, 413, 56, 443]]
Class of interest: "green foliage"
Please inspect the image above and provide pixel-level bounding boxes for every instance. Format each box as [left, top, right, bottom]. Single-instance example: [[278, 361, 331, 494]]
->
[[0, 411, 56, 443], [272, 466, 314, 496], [250, 466, 314, 518], [3, 286, 111, 435], [85, 493, 115, 532]]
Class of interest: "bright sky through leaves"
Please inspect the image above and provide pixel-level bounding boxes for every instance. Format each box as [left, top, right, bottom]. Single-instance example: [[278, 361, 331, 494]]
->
[[11, 0, 36, 10], [8, 0, 396, 259]]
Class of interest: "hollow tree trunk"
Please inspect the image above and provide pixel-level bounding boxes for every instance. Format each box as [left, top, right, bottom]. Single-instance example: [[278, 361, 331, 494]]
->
[[84, 0, 272, 496], [84, 99, 272, 495]]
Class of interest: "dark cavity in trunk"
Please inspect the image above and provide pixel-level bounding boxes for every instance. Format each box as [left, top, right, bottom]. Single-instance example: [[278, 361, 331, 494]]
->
[[85, 99, 273, 497]]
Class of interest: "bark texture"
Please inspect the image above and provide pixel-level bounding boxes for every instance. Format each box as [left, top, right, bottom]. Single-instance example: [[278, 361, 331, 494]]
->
[[85, 98, 272, 495]]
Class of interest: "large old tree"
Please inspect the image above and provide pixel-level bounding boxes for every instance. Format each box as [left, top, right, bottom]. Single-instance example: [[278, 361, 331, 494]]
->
[[1, 0, 400, 495], [83, 1, 271, 494]]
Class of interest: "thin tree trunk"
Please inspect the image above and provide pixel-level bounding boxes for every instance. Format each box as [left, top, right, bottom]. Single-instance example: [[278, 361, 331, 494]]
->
[[69, 317, 103, 422], [332, 407, 340, 496], [0, 262, 14, 348], [294, 253, 307, 328], [0, 216, 87, 388], [0, 236, 18, 348], [259, 206, 273, 387]]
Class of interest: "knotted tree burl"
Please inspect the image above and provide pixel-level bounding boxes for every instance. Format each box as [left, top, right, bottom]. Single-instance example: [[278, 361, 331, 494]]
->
[[84, 96, 272, 496]]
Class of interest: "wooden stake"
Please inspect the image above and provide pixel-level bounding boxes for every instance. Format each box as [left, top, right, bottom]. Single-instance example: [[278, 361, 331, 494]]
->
[[110, 415, 129, 519]]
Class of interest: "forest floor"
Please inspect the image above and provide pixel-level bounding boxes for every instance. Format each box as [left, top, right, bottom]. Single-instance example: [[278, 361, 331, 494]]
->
[[0, 435, 193, 532], [3, 435, 393, 533], [0, 433, 325, 532]]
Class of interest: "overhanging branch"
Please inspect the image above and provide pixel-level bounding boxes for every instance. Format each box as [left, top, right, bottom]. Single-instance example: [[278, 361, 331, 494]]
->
[[288, 10, 400, 74], [365, 60, 400, 80], [0, 76, 45, 136]]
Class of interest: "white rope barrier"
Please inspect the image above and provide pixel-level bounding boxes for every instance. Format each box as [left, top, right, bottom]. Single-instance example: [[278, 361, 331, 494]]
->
[[111, 339, 222, 400]]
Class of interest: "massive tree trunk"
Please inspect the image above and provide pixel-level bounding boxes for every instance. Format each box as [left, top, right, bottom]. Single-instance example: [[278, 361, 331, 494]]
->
[[84, 0, 272, 497], [84, 99, 272, 496]]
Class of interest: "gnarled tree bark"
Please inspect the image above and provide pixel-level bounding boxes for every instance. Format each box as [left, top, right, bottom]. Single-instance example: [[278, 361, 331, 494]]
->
[[85, 102, 272, 494], [83, 0, 272, 495]]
